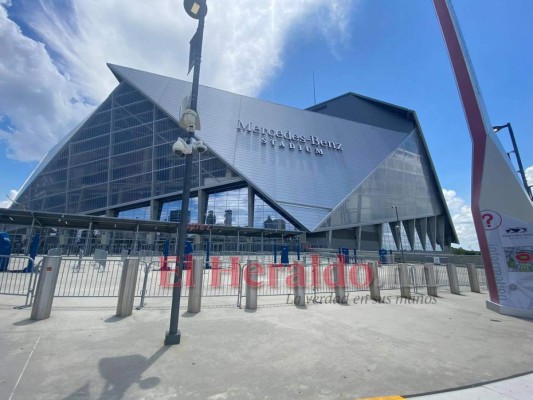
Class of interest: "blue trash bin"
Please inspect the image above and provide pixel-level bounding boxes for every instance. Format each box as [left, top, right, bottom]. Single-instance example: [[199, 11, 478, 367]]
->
[[379, 248, 387, 264], [341, 247, 350, 264], [281, 245, 289, 265], [0, 232, 11, 271]]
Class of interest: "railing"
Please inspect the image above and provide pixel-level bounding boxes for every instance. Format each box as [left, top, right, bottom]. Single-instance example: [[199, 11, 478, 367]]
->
[[1, 253, 488, 307], [54, 257, 124, 297], [0, 255, 38, 295]]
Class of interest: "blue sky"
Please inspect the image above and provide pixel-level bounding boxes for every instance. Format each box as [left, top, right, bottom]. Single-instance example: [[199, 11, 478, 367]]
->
[[0, 0, 532, 250]]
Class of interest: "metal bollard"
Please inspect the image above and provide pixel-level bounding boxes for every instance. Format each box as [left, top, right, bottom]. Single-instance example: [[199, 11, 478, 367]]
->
[[31, 256, 62, 320], [188, 256, 205, 313], [446, 263, 461, 295], [466, 263, 480, 293], [398, 264, 411, 298], [245, 260, 259, 310], [368, 261, 381, 302], [136, 263, 151, 310], [116, 258, 140, 317], [333, 261, 347, 304], [293, 261, 306, 307], [423, 263, 438, 297]]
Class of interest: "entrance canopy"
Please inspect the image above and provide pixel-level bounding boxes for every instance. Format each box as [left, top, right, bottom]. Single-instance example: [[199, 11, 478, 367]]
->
[[0, 208, 302, 238]]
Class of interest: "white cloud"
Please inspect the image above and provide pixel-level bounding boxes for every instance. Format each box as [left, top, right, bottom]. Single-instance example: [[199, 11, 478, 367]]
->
[[526, 165, 533, 188], [0, 189, 18, 208], [0, 0, 356, 163], [442, 189, 480, 251], [0, 4, 93, 161]]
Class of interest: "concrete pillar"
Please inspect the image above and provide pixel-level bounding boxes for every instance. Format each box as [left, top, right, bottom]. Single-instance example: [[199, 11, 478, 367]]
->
[[248, 186, 255, 228], [427, 216, 437, 251], [293, 262, 306, 307], [398, 264, 411, 299], [446, 263, 461, 295], [416, 218, 428, 251], [355, 226, 362, 251], [376, 224, 383, 249], [437, 215, 445, 250], [404, 219, 416, 251], [31, 256, 62, 320], [197, 189, 207, 224], [187, 256, 204, 313], [150, 199, 162, 221], [116, 258, 140, 317], [423, 263, 438, 297], [333, 261, 347, 304], [245, 260, 258, 310], [368, 261, 381, 302], [467, 263, 480, 293]]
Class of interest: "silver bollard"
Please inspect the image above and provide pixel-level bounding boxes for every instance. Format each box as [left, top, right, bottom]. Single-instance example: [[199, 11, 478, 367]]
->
[[293, 261, 306, 307], [466, 263, 480, 293], [368, 261, 381, 302], [333, 260, 347, 304], [31, 256, 62, 320], [188, 256, 205, 313], [245, 260, 259, 310], [423, 263, 438, 297], [398, 264, 411, 298], [116, 257, 140, 317], [446, 263, 461, 295]]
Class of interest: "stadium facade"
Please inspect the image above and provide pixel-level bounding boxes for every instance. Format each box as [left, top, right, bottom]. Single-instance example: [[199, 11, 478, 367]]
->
[[13, 64, 458, 253]]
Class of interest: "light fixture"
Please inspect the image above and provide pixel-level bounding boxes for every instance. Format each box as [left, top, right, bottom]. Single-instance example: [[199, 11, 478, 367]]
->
[[184, 0, 207, 19]]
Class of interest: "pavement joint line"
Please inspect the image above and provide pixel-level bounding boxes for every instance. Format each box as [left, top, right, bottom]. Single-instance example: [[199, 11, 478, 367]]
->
[[355, 397, 405, 400], [9, 334, 41, 400]]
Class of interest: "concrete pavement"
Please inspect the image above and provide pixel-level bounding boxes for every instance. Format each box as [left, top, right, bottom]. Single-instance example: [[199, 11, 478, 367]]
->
[[0, 288, 532, 399]]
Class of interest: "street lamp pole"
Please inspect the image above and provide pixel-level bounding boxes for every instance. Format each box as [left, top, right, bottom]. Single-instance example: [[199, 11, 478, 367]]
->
[[392, 206, 405, 263], [493, 123, 532, 201], [165, 0, 207, 346]]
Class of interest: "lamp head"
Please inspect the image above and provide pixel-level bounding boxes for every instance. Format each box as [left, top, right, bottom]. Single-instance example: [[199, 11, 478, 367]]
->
[[184, 0, 207, 19], [492, 124, 508, 133]]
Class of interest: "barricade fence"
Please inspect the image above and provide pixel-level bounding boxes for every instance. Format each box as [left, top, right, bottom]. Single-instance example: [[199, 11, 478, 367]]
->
[[54, 257, 124, 297], [0, 255, 38, 295], [1, 254, 488, 307]]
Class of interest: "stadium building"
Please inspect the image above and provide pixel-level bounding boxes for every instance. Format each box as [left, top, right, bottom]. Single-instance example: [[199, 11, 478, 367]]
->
[[12, 64, 458, 253]]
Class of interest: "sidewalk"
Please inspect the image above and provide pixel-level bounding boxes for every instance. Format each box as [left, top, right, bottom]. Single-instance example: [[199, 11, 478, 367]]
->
[[1, 289, 532, 399]]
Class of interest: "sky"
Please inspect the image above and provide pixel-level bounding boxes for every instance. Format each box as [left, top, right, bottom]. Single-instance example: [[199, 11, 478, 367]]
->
[[0, 0, 532, 251]]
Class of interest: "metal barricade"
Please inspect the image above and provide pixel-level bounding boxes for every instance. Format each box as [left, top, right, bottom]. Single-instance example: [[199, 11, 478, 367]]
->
[[0, 251, 491, 305], [378, 264, 400, 290], [0, 255, 37, 297], [54, 257, 124, 297]]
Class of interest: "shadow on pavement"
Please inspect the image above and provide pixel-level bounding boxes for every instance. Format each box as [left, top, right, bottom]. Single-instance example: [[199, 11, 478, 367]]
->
[[62, 346, 169, 400], [104, 316, 126, 323], [181, 312, 198, 318], [13, 318, 40, 326]]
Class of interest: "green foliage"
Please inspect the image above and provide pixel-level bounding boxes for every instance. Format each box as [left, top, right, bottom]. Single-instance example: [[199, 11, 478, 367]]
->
[[451, 246, 481, 256]]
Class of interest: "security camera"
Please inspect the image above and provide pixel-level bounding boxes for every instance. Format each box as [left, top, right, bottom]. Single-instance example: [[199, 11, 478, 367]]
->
[[172, 138, 192, 157], [179, 109, 200, 133], [192, 139, 207, 153]]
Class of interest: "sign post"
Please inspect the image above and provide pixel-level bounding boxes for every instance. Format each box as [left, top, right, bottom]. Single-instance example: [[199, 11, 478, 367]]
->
[[433, 0, 533, 318]]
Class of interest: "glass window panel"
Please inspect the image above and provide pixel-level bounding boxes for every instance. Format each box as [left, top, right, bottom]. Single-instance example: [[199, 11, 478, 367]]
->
[[160, 199, 198, 223], [253, 195, 295, 230], [206, 188, 248, 227], [118, 207, 151, 220]]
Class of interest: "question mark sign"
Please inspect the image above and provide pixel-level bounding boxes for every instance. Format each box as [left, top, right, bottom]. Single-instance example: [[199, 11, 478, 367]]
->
[[481, 213, 494, 228]]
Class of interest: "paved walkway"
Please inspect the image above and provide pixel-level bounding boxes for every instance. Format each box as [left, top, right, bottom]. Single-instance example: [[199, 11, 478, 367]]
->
[[0, 289, 532, 399]]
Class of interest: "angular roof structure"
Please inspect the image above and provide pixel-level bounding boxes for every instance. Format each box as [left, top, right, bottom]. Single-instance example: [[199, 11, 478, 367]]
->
[[14, 64, 458, 248]]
